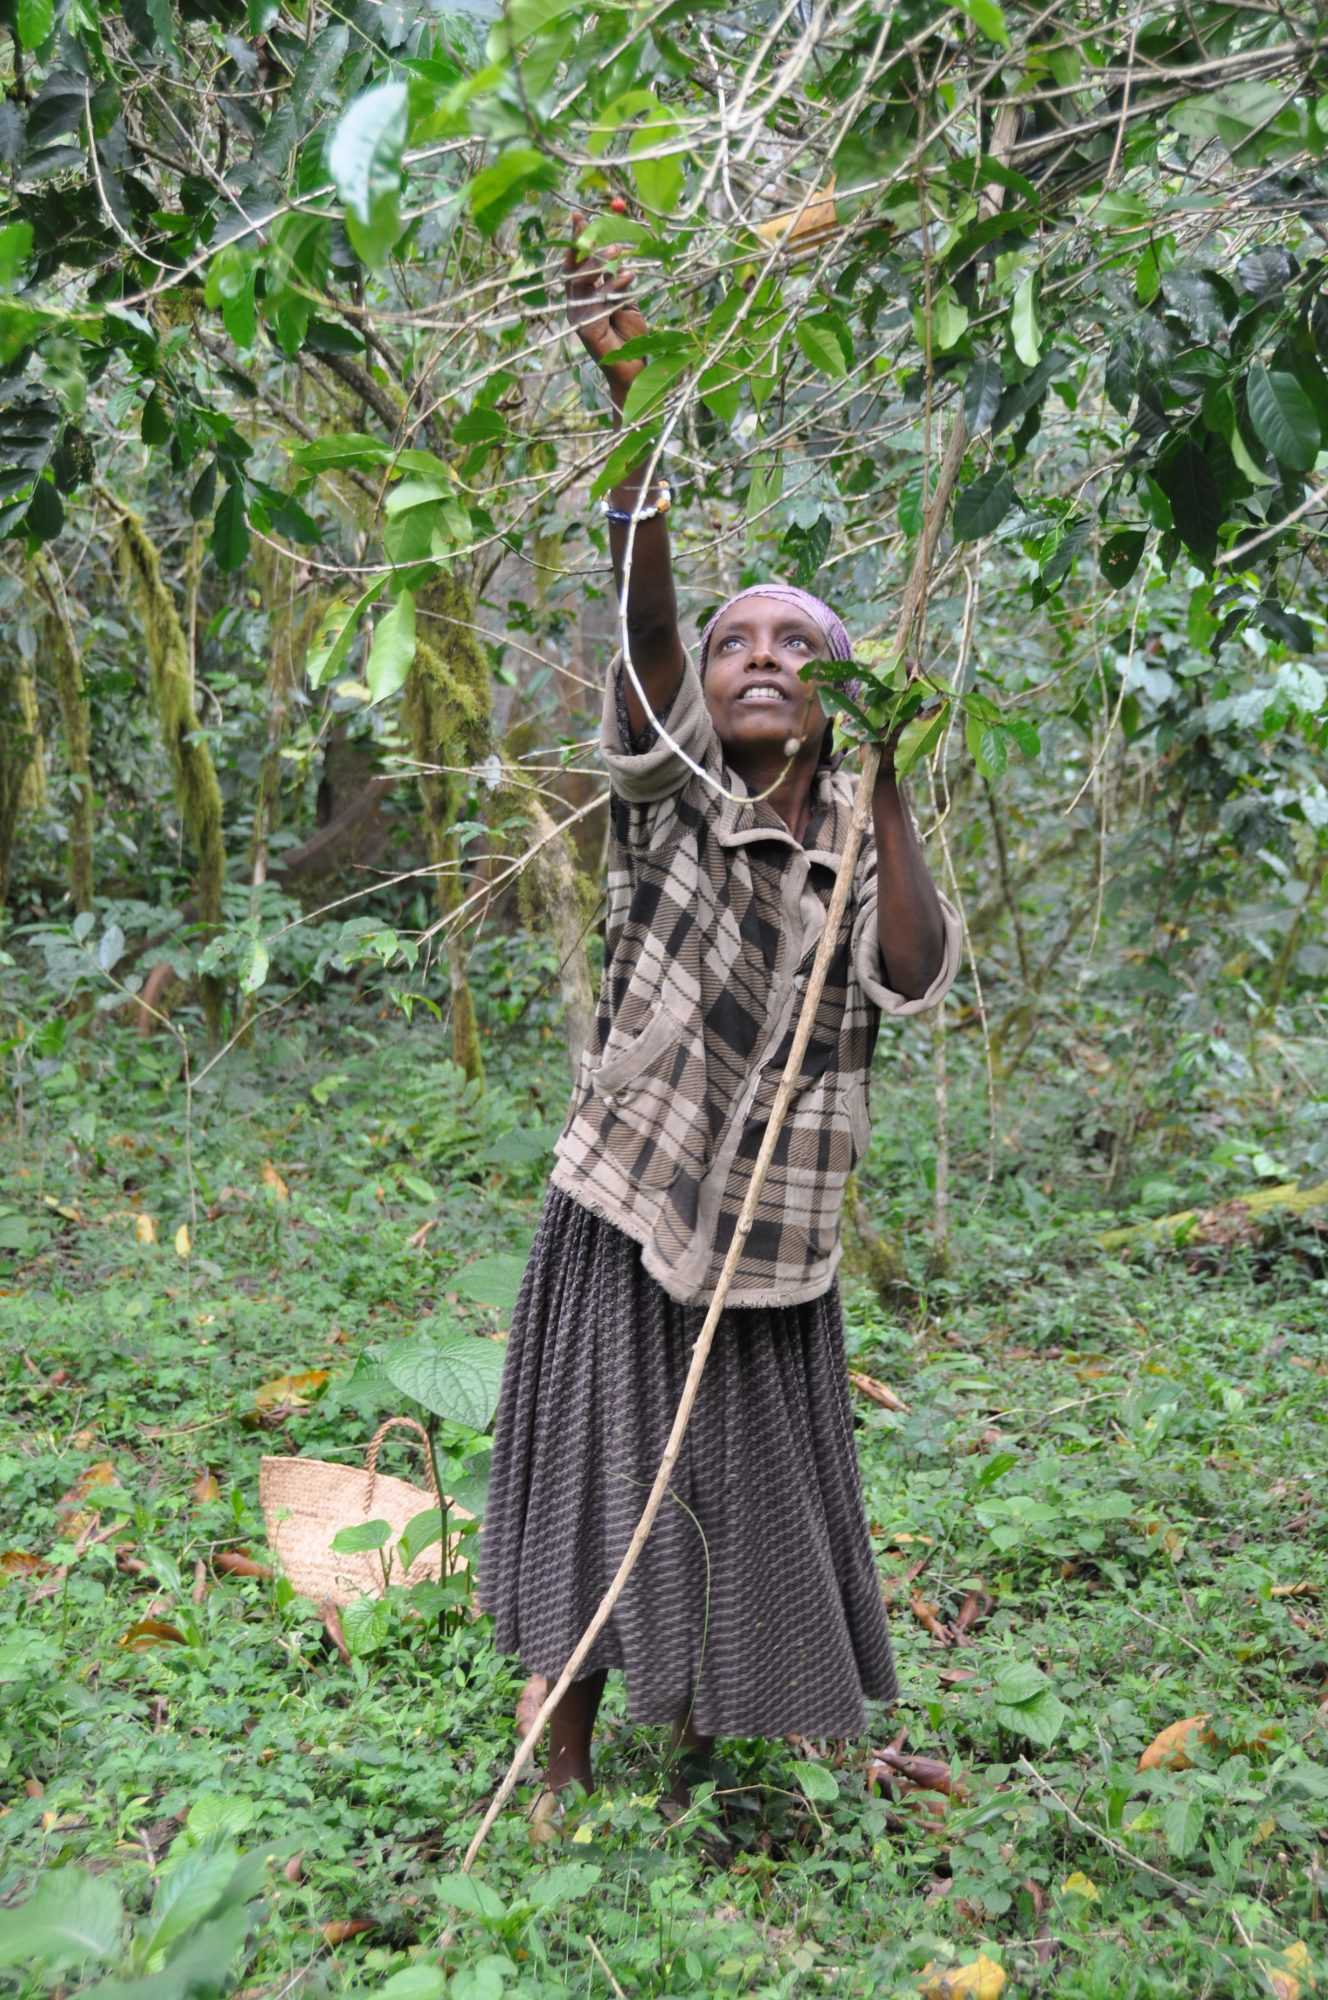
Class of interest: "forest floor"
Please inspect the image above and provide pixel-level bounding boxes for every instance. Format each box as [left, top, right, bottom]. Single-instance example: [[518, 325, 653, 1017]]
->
[[1, 996, 1326, 2000]]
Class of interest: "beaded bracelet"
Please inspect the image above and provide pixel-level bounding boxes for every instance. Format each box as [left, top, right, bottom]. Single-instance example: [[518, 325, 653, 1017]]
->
[[600, 483, 671, 524]]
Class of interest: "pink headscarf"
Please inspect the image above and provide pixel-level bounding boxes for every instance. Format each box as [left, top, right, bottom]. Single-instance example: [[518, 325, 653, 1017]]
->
[[697, 583, 852, 674]]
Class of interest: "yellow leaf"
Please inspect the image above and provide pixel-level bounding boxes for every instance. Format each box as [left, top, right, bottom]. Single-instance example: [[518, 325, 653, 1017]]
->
[[253, 1368, 329, 1412], [1138, 1714, 1210, 1771], [1062, 1871, 1100, 1901], [754, 180, 839, 253], [571, 1821, 595, 1845], [1260, 1941, 1315, 2000], [134, 1212, 158, 1245], [174, 1224, 191, 1258], [919, 1956, 1006, 2000], [261, 1161, 290, 1202]]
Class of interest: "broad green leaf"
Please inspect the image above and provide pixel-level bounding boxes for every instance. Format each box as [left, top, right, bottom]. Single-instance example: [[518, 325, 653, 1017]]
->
[[305, 578, 388, 689], [994, 1686, 1066, 1747], [796, 317, 849, 379], [238, 938, 269, 995], [992, 1660, 1049, 1704], [378, 1969, 448, 2000], [792, 1759, 839, 1804], [455, 1253, 528, 1313], [382, 1328, 506, 1432], [914, 285, 967, 352], [955, 0, 1009, 45], [328, 82, 408, 270], [747, 450, 783, 520], [1154, 439, 1222, 568], [591, 422, 662, 501], [521, 1862, 603, 1914], [341, 1594, 392, 1655], [1100, 530, 1147, 588], [289, 433, 393, 472], [397, 1506, 444, 1572], [467, 145, 557, 236], [1245, 364, 1320, 472], [330, 1518, 392, 1555], [0, 222, 33, 290], [953, 468, 1016, 540], [1163, 1797, 1205, 1861], [365, 589, 416, 704], [16, 0, 53, 49], [291, 23, 349, 114], [964, 356, 1002, 433], [967, 714, 1009, 779], [265, 213, 330, 357], [697, 361, 741, 425], [1010, 272, 1040, 367], [140, 391, 170, 446], [622, 353, 693, 422], [211, 482, 249, 572], [0, 1870, 122, 1970], [434, 1874, 506, 1921], [141, 1846, 242, 1965], [629, 112, 683, 214], [893, 702, 949, 778], [204, 243, 258, 352]]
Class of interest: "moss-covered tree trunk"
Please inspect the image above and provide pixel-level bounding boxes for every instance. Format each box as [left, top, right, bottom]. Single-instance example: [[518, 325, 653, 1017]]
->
[[512, 783, 598, 1072], [249, 550, 307, 889], [16, 669, 46, 814], [403, 572, 492, 1085], [0, 661, 39, 911], [114, 511, 226, 1042], [34, 558, 95, 913]]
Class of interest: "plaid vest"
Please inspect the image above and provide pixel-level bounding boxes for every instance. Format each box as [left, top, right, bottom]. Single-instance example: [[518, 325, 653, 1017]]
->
[[550, 658, 961, 1307]]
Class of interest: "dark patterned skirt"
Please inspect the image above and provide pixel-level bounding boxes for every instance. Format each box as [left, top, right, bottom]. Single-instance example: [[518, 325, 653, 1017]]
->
[[479, 1184, 897, 1738]]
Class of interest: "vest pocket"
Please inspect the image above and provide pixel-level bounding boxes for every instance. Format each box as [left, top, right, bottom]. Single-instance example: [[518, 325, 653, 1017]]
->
[[591, 996, 684, 1097]]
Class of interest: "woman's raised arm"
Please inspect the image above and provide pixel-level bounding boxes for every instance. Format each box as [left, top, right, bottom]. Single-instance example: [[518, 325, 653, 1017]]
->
[[565, 214, 687, 737]]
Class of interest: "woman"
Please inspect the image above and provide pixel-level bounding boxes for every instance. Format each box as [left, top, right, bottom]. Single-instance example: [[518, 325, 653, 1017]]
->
[[479, 222, 961, 1802]]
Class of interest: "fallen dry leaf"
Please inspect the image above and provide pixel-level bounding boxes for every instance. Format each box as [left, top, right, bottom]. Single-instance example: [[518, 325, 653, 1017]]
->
[[191, 1559, 209, 1605], [119, 1617, 189, 1650], [848, 1369, 910, 1414], [284, 1852, 305, 1884], [24, 1778, 44, 1799], [261, 1162, 290, 1203], [134, 1212, 158, 1245], [952, 1590, 995, 1643], [527, 1789, 563, 1848], [174, 1224, 191, 1258], [252, 1368, 328, 1413], [1272, 1582, 1320, 1599], [1138, 1714, 1210, 1772], [1261, 1941, 1312, 2000], [868, 1749, 968, 1801], [1, 1551, 47, 1578], [919, 1954, 1006, 1999], [192, 1469, 220, 1505], [56, 1461, 117, 1528], [214, 1550, 273, 1581], [910, 1594, 952, 1646], [321, 1601, 351, 1665], [320, 1919, 375, 1947]]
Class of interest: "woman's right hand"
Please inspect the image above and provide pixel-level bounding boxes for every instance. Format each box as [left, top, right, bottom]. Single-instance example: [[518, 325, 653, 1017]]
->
[[564, 210, 650, 410]]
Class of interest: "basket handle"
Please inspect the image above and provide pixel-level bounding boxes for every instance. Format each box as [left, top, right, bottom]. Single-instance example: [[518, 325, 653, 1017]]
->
[[363, 1415, 443, 1515]]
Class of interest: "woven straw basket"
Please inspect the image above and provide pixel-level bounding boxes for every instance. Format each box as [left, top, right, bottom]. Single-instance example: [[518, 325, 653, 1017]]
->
[[260, 1415, 472, 1608]]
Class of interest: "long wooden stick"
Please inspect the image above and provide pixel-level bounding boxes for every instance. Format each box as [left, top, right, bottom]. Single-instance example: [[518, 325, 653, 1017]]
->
[[460, 411, 970, 1873]]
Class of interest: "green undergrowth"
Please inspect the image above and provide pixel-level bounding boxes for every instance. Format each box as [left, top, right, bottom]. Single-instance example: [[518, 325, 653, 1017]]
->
[[1, 996, 1325, 2000]]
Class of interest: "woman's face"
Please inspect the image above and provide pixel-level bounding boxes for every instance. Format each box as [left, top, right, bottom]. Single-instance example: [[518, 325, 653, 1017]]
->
[[703, 595, 831, 758]]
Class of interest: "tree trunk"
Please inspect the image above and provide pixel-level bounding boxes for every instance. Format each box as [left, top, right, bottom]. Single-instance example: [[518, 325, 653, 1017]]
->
[[114, 510, 226, 1043], [403, 573, 493, 1085], [16, 668, 46, 813], [0, 661, 39, 910], [34, 557, 95, 912]]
